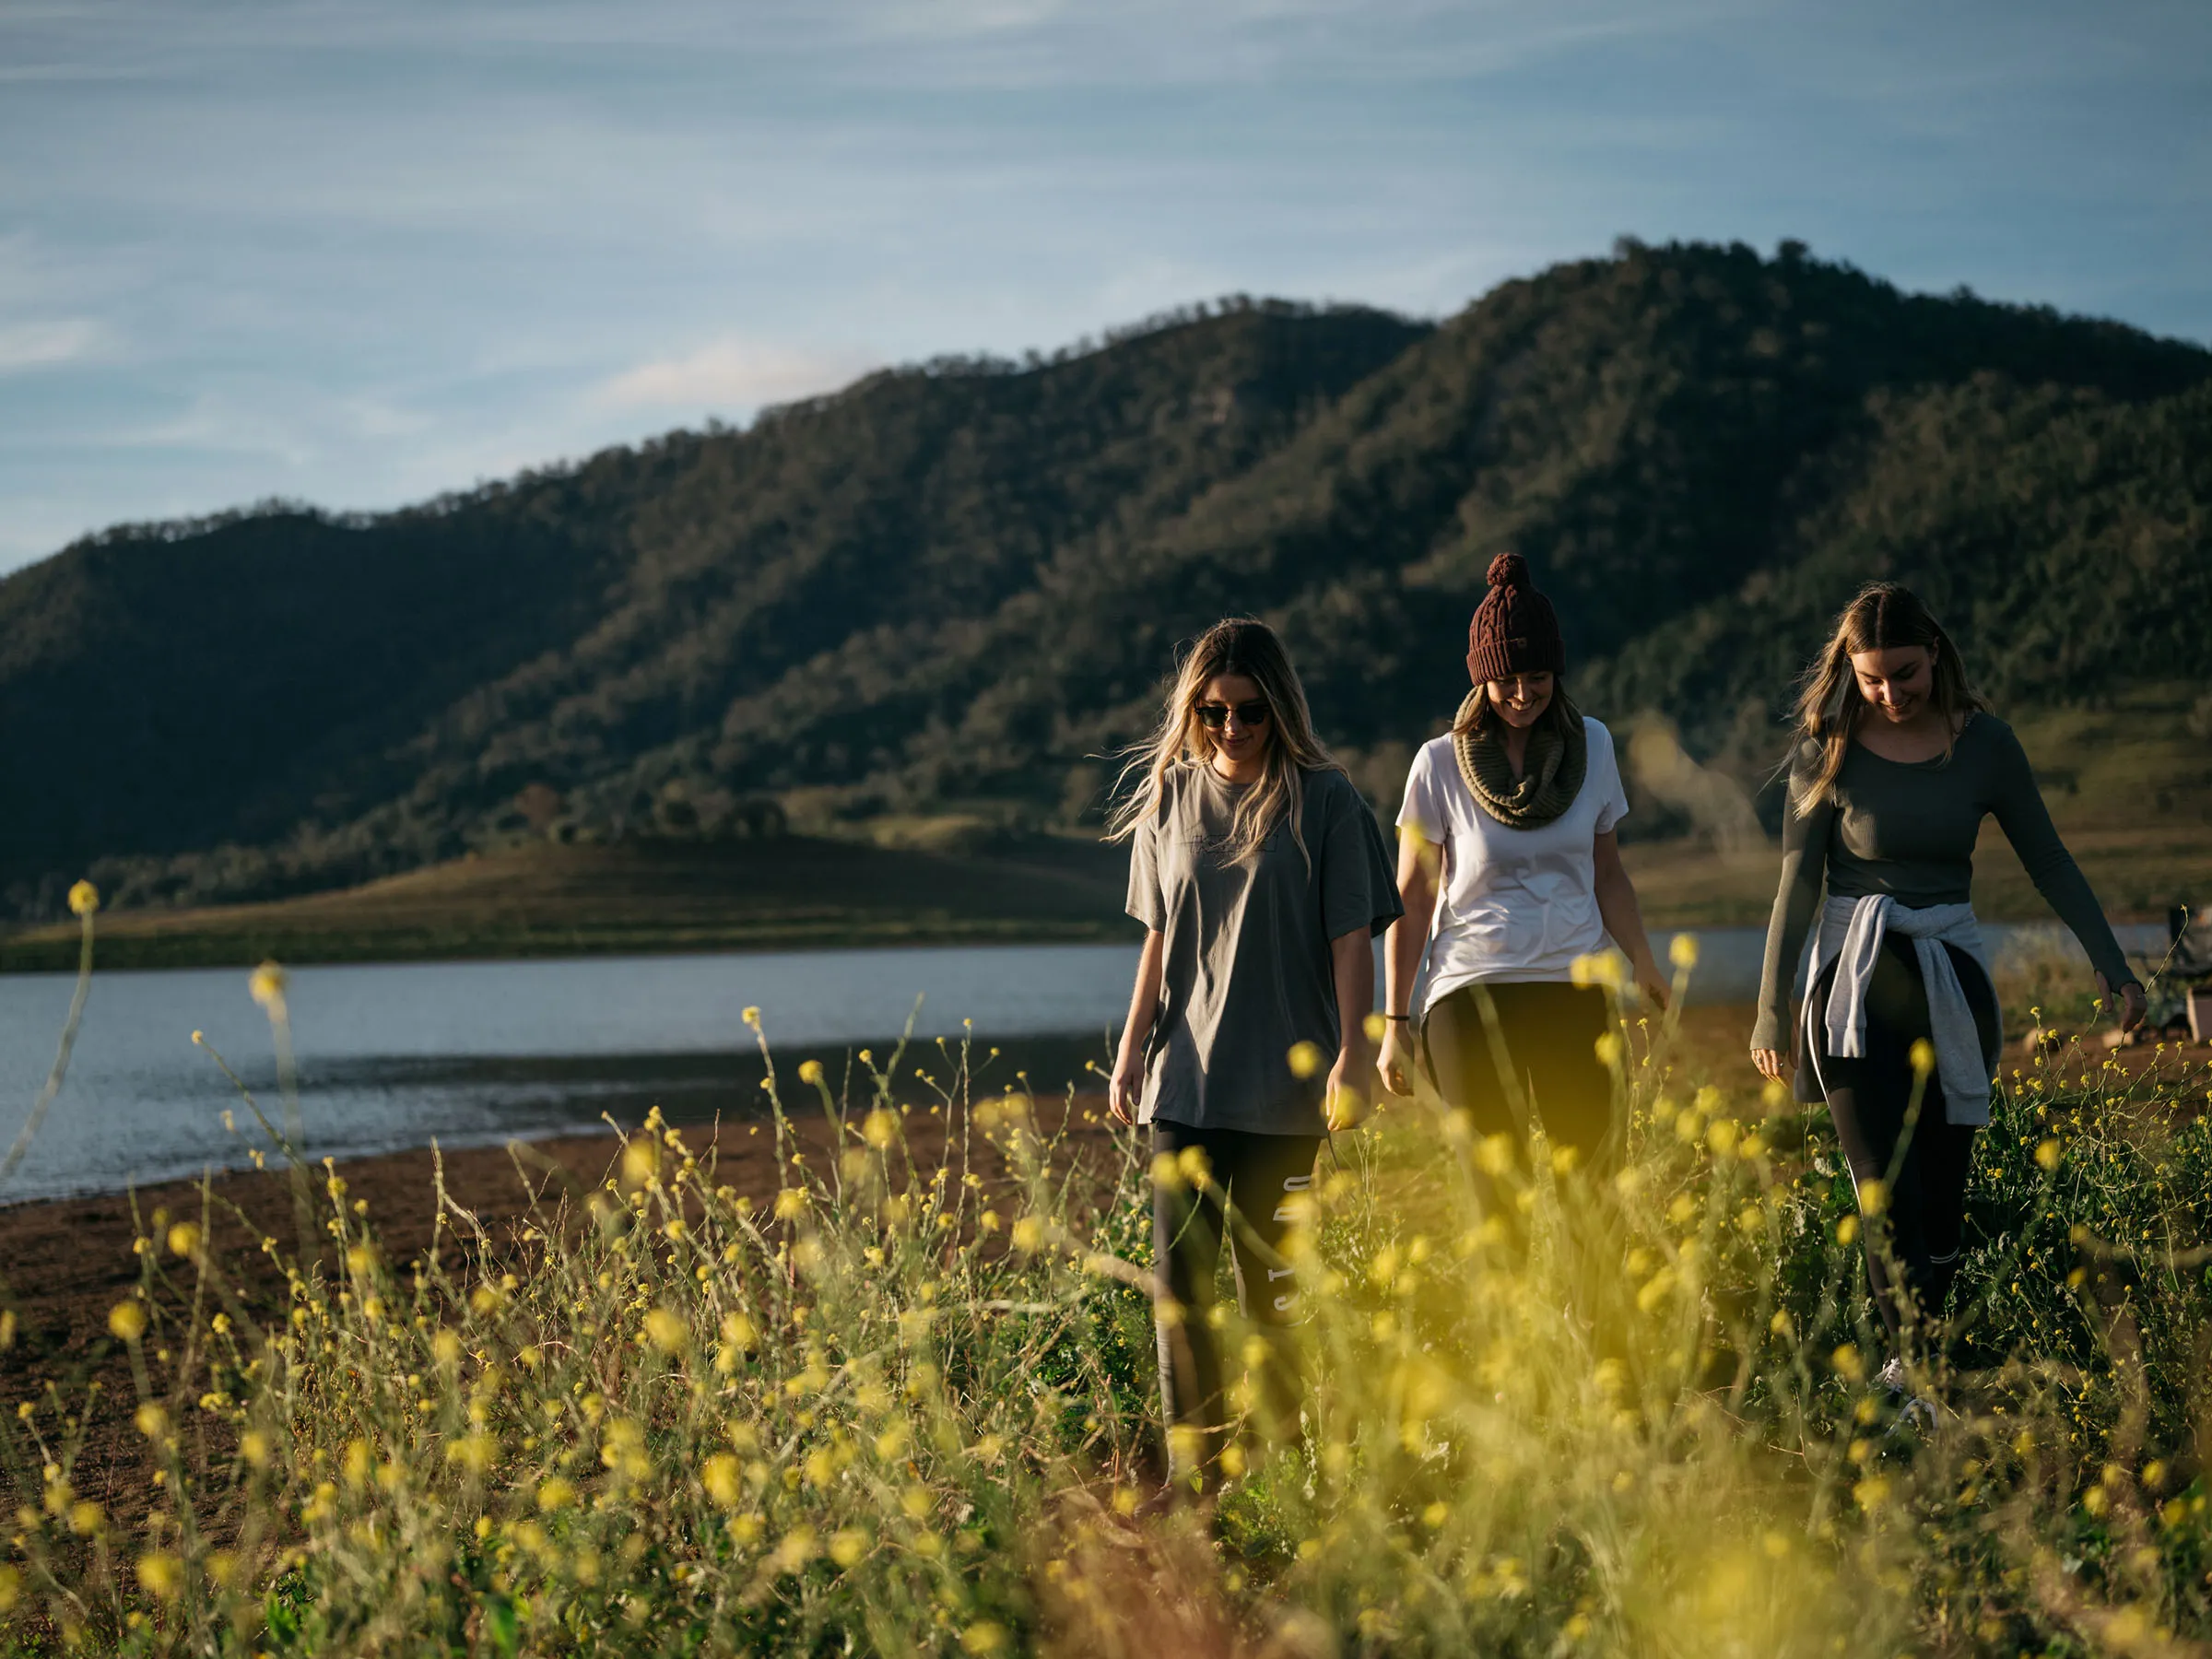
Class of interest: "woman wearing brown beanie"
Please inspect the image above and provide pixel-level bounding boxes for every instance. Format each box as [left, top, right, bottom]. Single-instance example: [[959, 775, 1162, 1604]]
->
[[1375, 553, 1666, 1172]]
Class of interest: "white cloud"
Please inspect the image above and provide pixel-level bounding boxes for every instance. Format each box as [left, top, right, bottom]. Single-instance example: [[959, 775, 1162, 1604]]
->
[[0, 317, 102, 372], [597, 338, 877, 413]]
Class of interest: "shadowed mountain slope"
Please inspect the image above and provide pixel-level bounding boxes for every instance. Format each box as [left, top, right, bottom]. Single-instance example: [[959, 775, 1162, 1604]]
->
[[4, 241, 2207, 921]]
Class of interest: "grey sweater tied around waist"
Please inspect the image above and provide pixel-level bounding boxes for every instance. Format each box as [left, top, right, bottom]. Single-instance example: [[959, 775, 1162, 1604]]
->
[[1806, 895, 1994, 1124]]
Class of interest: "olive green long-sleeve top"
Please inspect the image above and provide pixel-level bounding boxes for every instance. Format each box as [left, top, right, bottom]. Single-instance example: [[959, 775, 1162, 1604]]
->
[[1752, 713, 2136, 1053]]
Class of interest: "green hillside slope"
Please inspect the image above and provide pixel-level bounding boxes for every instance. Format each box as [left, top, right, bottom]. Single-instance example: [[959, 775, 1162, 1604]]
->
[[3, 241, 2207, 925]]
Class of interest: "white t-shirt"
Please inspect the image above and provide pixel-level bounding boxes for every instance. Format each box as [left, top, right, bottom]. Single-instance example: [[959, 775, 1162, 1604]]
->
[[1395, 715, 1630, 1018]]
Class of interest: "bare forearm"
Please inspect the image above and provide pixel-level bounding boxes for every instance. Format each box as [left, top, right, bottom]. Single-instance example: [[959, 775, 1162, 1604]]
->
[[1384, 872, 1432, 1017], [1116, 933, 1165, 1065], [1330, 930, 1374, 1060], [1385, 835, 1435, 1018], [1594, 865, 1659, 976]]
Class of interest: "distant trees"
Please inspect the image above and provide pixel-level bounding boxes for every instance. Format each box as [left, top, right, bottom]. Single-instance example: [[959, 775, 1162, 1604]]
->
[[2, 241, 2207, 919]]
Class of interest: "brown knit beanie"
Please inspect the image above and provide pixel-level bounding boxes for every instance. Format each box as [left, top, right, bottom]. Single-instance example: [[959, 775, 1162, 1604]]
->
[[1465, 552, 1565, 682]]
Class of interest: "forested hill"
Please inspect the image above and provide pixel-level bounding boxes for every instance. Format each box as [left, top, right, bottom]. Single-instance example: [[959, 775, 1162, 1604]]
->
[[5, 240, 2210, 920]]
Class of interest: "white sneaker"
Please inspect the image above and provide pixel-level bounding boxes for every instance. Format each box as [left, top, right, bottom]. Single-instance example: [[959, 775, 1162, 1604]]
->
[[1876, 1356, 1908, 1395]]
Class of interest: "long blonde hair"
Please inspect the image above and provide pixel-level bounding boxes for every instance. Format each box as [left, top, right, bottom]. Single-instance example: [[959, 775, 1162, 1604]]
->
[[1788, 582, 1986, 816], [1107, 618, 1344, 867]]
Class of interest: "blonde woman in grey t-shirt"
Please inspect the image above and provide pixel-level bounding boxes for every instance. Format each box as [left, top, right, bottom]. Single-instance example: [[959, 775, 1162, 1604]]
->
[[1106, 618, 1401, 1501]]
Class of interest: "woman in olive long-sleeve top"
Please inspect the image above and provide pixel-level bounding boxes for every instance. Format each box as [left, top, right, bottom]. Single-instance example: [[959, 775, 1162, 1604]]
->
[[1751, 584, 2143, 1385]]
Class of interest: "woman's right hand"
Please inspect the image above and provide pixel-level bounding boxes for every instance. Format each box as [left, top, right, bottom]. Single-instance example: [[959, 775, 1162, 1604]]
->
[[1750, 1048, 1786, 1083], [1376, 1022, 1417, 1097], [1107, 1050, 1144, 1124]]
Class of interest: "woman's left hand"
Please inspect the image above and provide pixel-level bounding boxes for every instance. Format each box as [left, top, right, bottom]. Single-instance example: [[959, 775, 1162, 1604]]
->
[[1326, 1047, 1371, 1131], [2097, 973, 2147, 1033], [1633, 957, 1671, 1013]]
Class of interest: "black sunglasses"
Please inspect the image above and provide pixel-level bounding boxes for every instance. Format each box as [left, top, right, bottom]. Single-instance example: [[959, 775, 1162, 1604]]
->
[[1195, 700, 1271, 730]]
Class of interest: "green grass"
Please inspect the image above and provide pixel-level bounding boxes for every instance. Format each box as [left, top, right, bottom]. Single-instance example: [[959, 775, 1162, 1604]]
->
[[2, 946, 2208, 1655], [0, 836, 1137, 973]]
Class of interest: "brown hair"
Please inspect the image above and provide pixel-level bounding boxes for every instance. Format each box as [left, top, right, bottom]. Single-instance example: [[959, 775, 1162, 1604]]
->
[[1453, 674, 1583, 748], [1107, 618, 1344, 867], [1787, 582, 1986, 816]]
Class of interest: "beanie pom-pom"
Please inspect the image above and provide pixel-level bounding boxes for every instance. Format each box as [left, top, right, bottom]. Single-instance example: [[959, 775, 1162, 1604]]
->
[[1486, 551, 1529, 590]]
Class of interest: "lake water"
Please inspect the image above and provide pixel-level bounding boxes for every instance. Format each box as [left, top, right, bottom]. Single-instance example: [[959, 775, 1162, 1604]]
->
[[0, 924, 2163, 1204]]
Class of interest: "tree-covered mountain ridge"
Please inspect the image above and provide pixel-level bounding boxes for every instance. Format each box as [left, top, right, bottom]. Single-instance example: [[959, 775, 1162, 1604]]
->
[[5, 240, 2209, 922]]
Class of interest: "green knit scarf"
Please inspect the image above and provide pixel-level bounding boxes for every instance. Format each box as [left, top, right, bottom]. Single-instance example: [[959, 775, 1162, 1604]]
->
[[1452, 688, 1587, 830]]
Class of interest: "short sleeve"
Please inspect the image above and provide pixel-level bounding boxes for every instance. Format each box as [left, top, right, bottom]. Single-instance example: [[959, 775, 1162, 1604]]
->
[[1395, 743, 1447, 844], [1590, 722, 1630, 836], [1124, 800, 1166, 931], [1322, 774, 1406, 941]]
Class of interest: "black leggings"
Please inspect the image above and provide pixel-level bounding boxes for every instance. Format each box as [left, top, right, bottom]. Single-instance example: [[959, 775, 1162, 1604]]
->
[[1149, 1122, 1323, 1476], [1420, 982, 1618, 1172], [1806, 935, 1998, 1353]]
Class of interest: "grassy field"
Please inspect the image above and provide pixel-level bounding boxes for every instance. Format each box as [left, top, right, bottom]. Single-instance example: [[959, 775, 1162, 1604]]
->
[[1, 941, 2207, 1655], [0, 837, 1137, 973]]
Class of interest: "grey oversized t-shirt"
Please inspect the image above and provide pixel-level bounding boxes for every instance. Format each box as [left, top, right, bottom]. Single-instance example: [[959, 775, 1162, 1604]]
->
[[1126, 763, 1403, 1135]]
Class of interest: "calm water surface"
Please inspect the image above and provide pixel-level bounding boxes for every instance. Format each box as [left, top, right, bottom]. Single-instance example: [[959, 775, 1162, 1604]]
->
[[0, 924, 2158, 1203], [0, 945, 1141, 1204]]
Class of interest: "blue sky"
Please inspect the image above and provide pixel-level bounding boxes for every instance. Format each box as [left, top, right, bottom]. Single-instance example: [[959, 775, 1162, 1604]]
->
[[1, 0, 2206, 574]]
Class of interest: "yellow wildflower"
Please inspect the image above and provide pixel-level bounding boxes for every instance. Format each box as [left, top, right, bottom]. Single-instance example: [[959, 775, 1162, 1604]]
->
[[248, 960, 288, 1010], [703, 1454, 743, 1507], [136, 1553, 182, 1601], [771, 1525, 818, 1573]]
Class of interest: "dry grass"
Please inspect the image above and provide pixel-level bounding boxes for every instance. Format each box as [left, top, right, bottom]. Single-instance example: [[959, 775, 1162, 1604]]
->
[[0, 839, 1133, 972], [2, 944, 2207, 1655]]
